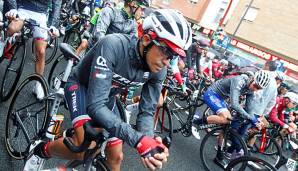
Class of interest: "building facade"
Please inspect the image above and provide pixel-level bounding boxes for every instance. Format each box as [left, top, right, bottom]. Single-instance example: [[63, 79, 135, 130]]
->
[[223, 0, 298, 79]]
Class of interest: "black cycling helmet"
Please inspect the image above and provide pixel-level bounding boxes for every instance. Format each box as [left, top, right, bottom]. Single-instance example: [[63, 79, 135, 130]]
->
[[124, 0, 150, 7], [196, 39, 209, 49], [264, 61, 277, 71]]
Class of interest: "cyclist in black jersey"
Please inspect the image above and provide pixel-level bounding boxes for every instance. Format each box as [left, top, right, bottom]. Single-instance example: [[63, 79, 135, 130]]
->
[[31, 9, 192, 171], [75, 0, 149, 56]]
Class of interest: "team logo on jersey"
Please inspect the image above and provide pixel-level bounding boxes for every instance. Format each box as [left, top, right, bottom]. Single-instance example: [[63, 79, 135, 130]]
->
[[96, 56, 107, 68]]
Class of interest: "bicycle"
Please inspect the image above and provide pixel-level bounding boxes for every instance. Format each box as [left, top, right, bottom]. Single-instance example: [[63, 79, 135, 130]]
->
[[200, 116, 250, 171], [0, 18, 55, 102], [247, 124, 283, 168], [153, 75, 217, 140], [5, 43, 79, 162], [225, 156, 277, 171]]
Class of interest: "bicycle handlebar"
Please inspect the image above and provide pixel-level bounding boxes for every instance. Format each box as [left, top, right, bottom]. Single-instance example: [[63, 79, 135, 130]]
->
[[63, 121, 106, 153]]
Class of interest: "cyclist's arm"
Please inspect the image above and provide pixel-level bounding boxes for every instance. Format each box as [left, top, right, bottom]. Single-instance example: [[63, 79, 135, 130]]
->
[[93, 7, 113, 40], [170, 57, 183, 86], [230, 77, 255, 121], [186, 45, 193, 69], [72, 0, 80, 14], [86, 42, 142, 147], [137, 69, 167, 137], [269, 101, 286, 127], [49, 0, 62, 28]]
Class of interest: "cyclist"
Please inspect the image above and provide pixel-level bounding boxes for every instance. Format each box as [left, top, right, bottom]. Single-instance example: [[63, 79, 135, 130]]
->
[[200, 51, 215, 80], [185, 39, 208, 80], [192, 70, 270, 163], [75, 0, 149, 56], [213, 59, 228, 79], [29, 9, 192, 171], [269, 78, 297, 138], [246, 61, 278, 125], [71, 0, 94, 18], [5, 0, 61, 99]]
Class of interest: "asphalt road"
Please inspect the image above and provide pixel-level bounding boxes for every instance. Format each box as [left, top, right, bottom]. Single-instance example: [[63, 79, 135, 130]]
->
[[0, 38, 288, 171]]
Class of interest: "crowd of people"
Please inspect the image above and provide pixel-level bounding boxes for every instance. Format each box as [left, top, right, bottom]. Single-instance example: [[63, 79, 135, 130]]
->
[[0, 0, 298, 171]]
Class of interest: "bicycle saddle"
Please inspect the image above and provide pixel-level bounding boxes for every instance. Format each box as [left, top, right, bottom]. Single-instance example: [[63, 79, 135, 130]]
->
[[59, 43, 80, 62]]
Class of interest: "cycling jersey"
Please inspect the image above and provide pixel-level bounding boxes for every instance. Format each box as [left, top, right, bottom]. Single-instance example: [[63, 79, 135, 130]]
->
[[70, 34, 167, 147], [186, 43, 202, 73], [7, 0, 62, 27], [208, 74, 255, 120], [269, 96, 287, 127], [246, 71, 277, 116], [92, 7, 137, 41]]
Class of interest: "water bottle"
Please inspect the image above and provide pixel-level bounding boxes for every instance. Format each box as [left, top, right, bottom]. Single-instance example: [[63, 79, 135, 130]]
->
[[46, 114, 64, 140]]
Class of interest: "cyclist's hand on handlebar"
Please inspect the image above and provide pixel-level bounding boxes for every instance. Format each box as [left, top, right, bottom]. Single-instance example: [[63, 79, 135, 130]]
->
[[137, 136, 169, 170], [49, 26, 60, 37], [5, 9, 19, 20]]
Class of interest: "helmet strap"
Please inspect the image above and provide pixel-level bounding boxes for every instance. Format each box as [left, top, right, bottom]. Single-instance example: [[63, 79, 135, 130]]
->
[[137, 39, 154, 71]]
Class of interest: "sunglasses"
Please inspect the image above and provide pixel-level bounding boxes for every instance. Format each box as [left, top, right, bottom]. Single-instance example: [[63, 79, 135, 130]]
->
[[152, 40, 177, 60]]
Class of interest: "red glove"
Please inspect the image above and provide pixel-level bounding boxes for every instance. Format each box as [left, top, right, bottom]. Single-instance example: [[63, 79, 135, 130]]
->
[[136, 136, 165, 158]]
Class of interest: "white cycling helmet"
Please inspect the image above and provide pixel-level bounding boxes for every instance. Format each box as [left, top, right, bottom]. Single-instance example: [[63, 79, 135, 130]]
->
[[206, 51, 215, 59], [220, 59, 229, 65], [142, 9, 192, 57], [284, 92, 298, 104], [254, 70, 270, 89], [275, 71, 286, 81]]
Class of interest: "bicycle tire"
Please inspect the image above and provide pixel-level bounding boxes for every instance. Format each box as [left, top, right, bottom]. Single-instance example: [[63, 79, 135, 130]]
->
[[47, 54, 67, 89], [5, 74, 49, 159], [225, 156, 277, 171], [31, 37, 58, 65], [248, 132, 282, 167], [154, 104, 173, 140], [200, 127, 248, 171], [0, 42, 26, 101], [63, 29, 81, 49]]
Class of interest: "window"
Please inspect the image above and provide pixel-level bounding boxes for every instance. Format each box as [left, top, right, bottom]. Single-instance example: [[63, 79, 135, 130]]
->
[[243, 6, 259, 22]]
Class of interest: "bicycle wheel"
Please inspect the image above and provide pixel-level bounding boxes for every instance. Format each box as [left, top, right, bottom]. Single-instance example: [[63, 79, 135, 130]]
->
[[154, 104, 173, 140], [249, 132, 282, 167], [47, 54, 67, 89], [63, 29, 81, 49], [5, 74, 49, 159], [32, 37, 58, 65], [200, 127, 248, 171], [0, 42, 26, 101], [225, 156, 277, 171]]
